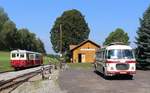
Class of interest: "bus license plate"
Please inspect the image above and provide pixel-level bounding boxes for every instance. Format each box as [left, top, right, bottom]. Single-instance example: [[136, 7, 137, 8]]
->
[[120, 72, 127, 74]]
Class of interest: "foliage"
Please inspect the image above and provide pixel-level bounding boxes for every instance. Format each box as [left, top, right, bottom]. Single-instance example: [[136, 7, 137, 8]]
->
[[0, 7, 45, 53], [47, 54, 59, 59], [50, 9, 90, 54], [103, 28, 130, 45], [136, 6, 150, 67]]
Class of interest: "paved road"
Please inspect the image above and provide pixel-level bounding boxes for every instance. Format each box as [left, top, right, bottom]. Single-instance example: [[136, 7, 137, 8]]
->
[[59, 69, 150, 93]]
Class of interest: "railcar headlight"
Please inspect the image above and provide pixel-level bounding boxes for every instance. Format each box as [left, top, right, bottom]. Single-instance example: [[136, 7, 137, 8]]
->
[[110, 67, 114, 70]]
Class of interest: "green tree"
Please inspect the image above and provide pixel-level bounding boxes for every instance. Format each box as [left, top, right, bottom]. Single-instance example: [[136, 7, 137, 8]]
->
[[16, 28, 30, 50], [136, 6, 150, 67], [16, 28, 46, 53], [2, 20, 17, 50], [0, 7, 9, 50], [0, 7, 9, 31], [36, 38, 46, 53], [0, 7, 46, 53], [103, 28, 130, 45], [50, 9, 90, 54]]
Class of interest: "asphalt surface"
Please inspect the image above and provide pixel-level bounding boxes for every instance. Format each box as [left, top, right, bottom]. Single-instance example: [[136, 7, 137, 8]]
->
[[59, 68, 150, 93]]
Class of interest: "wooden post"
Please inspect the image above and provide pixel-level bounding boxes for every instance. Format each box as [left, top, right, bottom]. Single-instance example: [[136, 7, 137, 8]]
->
[[41, 66, 45, 80]]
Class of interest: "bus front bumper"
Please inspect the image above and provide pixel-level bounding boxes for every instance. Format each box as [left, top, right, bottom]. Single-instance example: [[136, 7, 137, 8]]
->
[[106, 71, 136, 76]]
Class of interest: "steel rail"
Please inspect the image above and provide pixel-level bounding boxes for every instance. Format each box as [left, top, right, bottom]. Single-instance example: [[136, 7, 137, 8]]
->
[[0, 65, 51, 93]]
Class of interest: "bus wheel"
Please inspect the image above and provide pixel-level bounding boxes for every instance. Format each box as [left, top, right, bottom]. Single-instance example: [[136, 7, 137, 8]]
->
[[94, 63, 97, 71], [103, 68, 110, 80], [128, 75, 133, 80]]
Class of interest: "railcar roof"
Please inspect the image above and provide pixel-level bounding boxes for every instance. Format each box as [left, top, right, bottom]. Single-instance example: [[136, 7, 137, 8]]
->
[[10, 50, 41, 54]]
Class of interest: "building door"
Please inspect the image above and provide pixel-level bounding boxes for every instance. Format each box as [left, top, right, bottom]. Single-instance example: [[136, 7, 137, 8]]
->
[[81, 54, 85, 63], [78, 54, 82, 63]]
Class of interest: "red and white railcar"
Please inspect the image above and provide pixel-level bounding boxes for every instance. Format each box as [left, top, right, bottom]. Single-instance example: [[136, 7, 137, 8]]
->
[[94, 42, 136, 79], [10, 50, 43, 70]]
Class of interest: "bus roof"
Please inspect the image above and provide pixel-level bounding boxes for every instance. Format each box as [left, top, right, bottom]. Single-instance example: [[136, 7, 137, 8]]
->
[[106, 45, 132, 50]]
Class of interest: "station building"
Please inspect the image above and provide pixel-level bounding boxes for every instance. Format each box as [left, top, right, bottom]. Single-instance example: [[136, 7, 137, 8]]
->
[[69, 40, 100, 63]]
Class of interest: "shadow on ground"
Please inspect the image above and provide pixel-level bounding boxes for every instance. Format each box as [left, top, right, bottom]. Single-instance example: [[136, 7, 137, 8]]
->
[[94, 70, 133, 80]]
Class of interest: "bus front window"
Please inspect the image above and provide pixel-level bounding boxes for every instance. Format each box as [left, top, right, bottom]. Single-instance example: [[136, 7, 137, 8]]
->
[[107, 49, 122, 59], [122, 49, 134, 59], [107, 49, 134, 59]]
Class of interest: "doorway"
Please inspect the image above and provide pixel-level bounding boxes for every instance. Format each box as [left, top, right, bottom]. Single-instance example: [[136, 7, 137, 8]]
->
[[78, 54, 85, 63], [78, 54, 82, 63]]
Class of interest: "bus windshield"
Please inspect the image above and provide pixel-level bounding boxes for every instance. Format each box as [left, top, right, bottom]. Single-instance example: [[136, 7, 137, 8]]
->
[[107, 49, 134, 59]]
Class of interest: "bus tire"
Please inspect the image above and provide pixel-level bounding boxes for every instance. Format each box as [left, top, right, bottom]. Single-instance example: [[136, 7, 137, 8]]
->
[[103, 67, 110, 80], [128, 75, 133, 80], [94, 63, 97, 71]]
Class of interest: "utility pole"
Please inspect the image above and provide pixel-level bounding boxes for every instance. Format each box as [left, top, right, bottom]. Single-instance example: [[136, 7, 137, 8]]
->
[[60, 24, 62, 58], [59, 24, 63, 69]]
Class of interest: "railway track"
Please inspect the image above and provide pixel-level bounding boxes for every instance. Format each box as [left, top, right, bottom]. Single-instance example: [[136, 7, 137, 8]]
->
[[0, 65, 52, 93], [0, 70, 14, 74]]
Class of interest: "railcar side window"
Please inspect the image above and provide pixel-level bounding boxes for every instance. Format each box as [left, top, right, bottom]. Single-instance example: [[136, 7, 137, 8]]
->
[[20, 53, 24, 58], [36, 54, 40, 59], [29, 54, 34, 60], [27, 54, 29, 60]]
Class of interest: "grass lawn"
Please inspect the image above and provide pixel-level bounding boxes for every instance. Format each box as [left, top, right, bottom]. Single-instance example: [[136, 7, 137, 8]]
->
[[43, 56, 59, 65], [0, 51, 59, 72], [0, 51, 93, 71], [67, 63, 93, 69], [0, 51, 13, 72]]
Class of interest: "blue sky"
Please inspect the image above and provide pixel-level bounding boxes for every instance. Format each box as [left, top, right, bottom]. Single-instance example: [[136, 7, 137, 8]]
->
[[0, 0, 150, 53]]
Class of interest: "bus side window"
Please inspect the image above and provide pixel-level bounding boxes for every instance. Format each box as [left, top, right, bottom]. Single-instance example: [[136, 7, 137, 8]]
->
[[103, 51, 105, 60], [105, 50, 107, 59], [100, 51, 103, 60], [96, 52, 100, 58], [107, 50, 111, 59]]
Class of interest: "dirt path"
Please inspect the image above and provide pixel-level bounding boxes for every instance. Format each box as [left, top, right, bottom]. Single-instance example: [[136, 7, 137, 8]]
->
[[59, 69, 150, 93]]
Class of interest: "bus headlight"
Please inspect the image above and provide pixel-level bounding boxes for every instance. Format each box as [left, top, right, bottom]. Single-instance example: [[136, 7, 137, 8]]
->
[[131, 67, 134, 70]]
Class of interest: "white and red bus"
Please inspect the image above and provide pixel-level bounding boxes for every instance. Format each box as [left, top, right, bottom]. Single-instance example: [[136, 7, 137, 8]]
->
[[10, 50, 43, 70], [94, 42, 136, 79]]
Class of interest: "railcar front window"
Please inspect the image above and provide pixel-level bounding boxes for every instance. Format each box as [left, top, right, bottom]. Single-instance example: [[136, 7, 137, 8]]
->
[[16, 53, 19, 57], [12, 53, 16, 58]]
